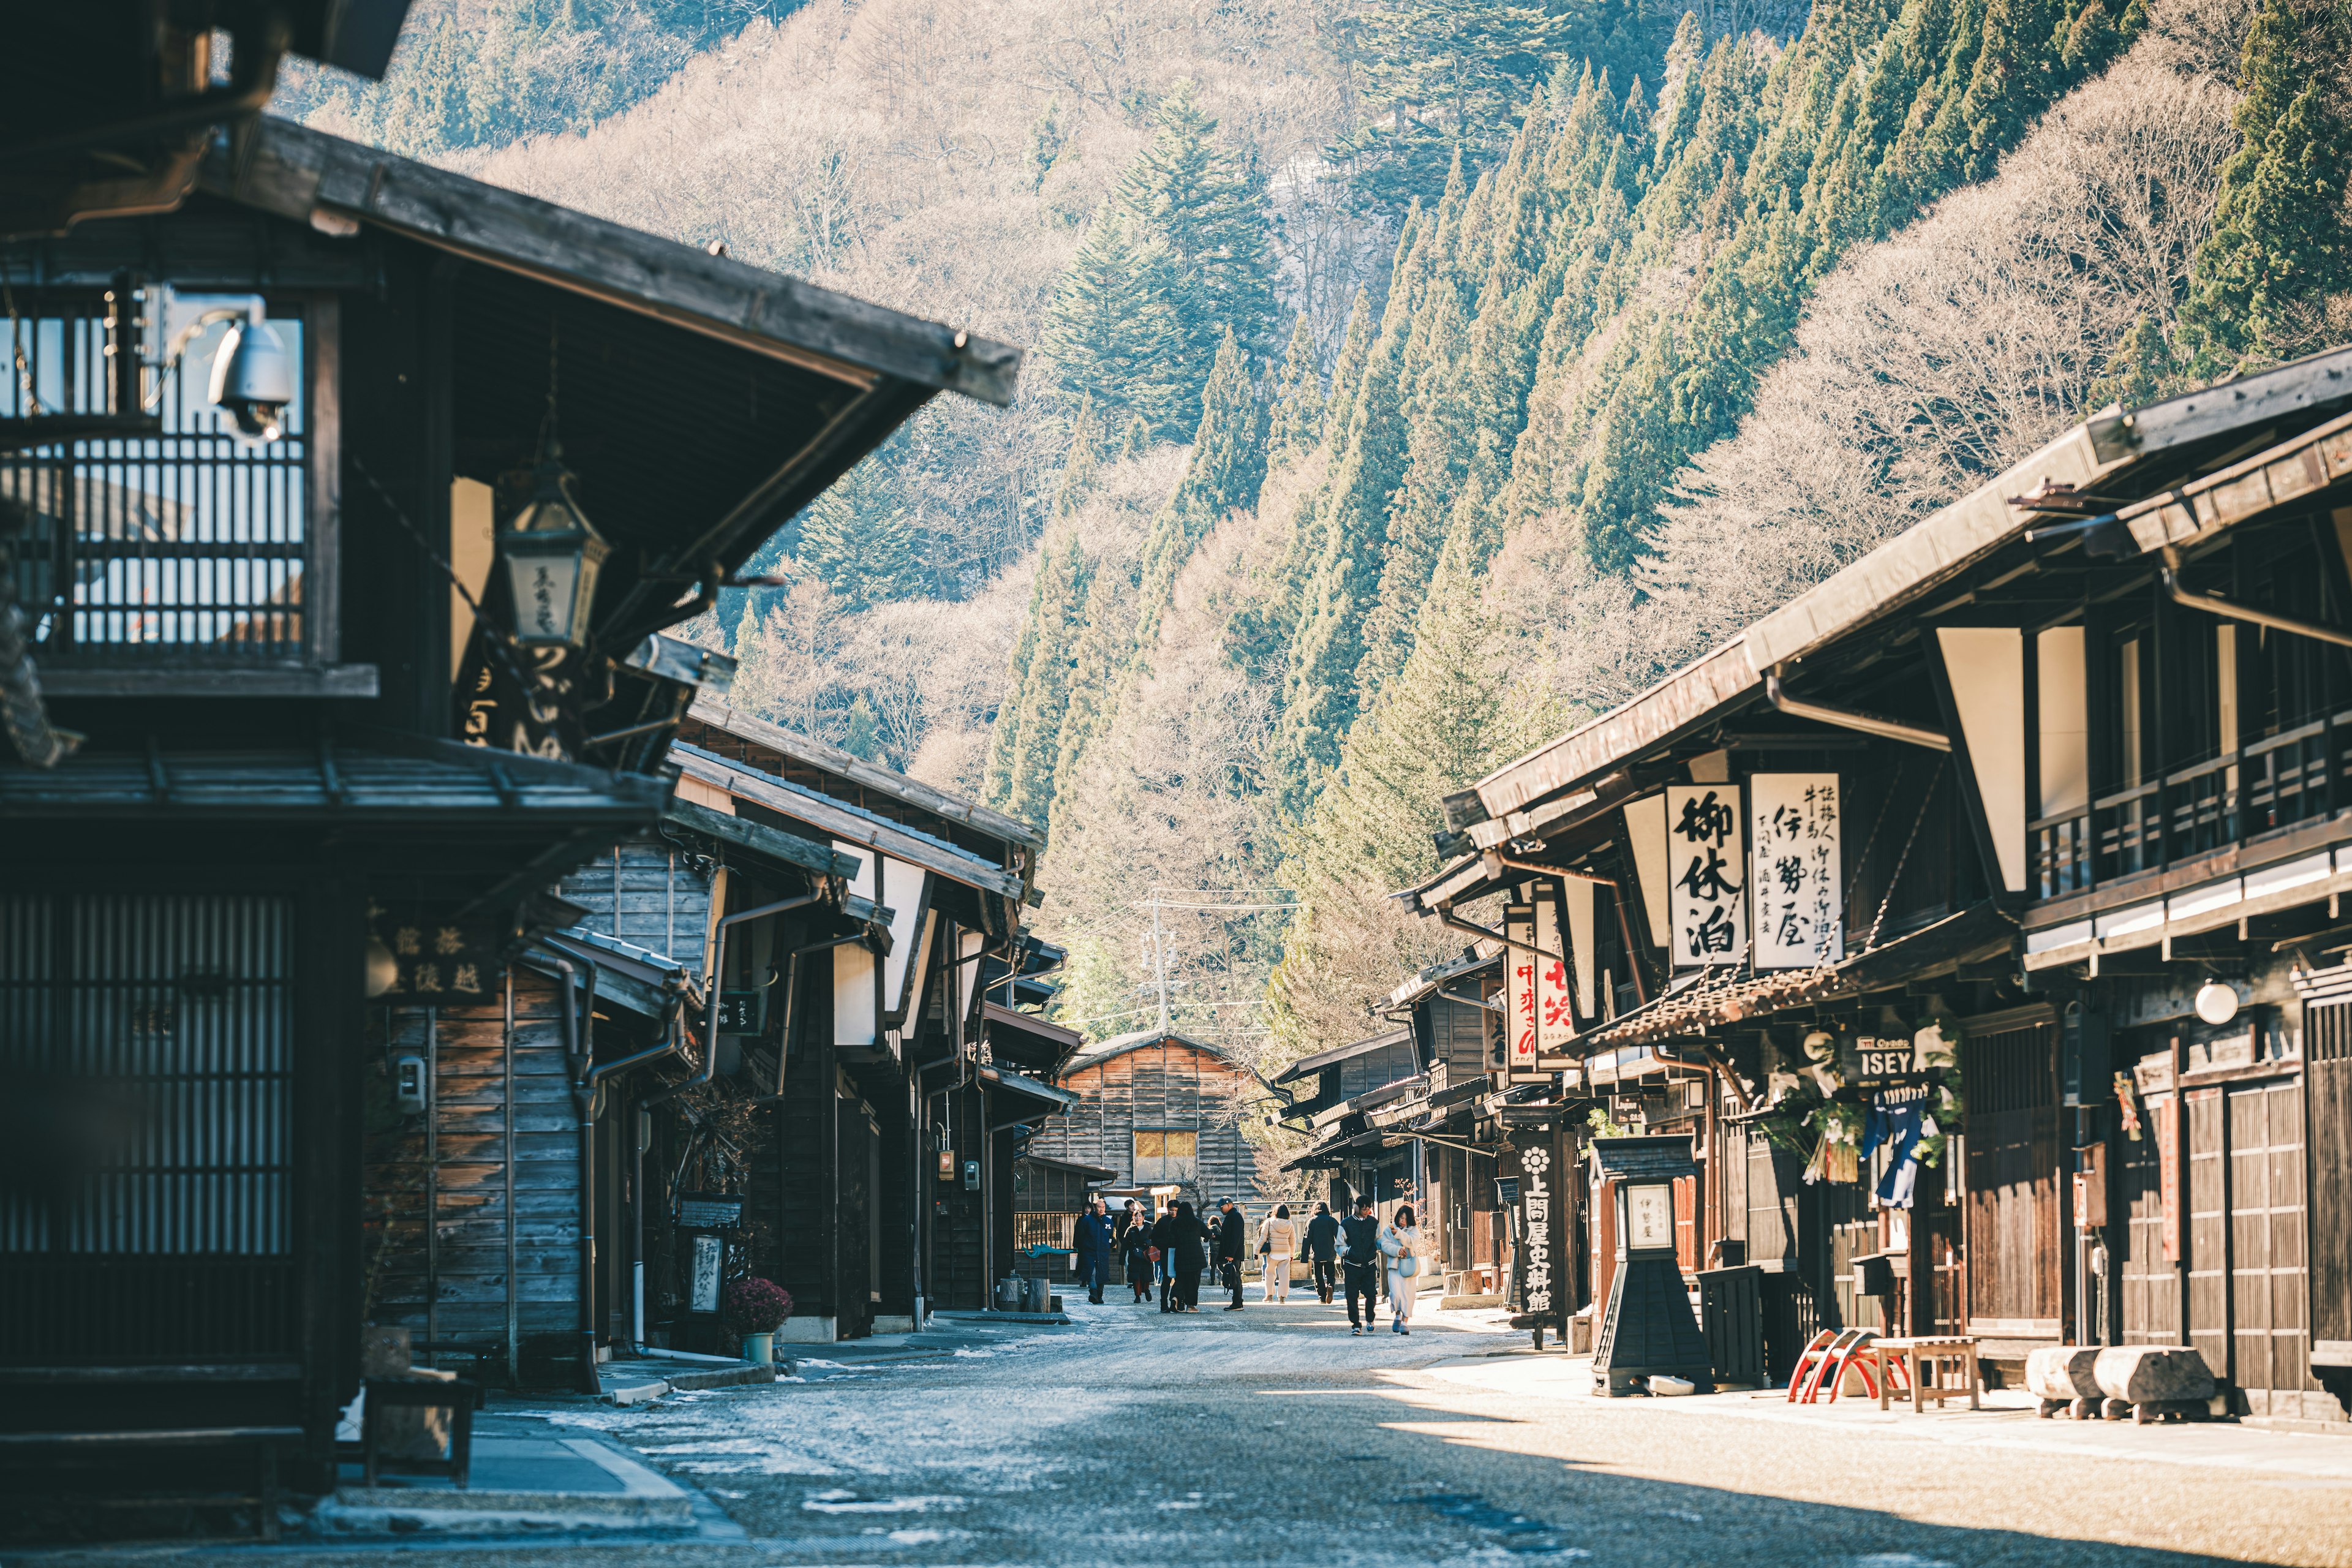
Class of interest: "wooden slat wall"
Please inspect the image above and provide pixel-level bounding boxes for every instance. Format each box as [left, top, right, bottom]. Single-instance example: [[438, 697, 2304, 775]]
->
[[2226, 1080, 2315, 1417], [364, 971, 581, 1369], [2118, 1088, 2181, 1346], [2313, 1001, 2352, 1404], [558, 839, 711, 970], [1964, 1019, 2062, 1332], [2188, 1088, 2230, 1379], [1021, 1041, 1260, 1204]]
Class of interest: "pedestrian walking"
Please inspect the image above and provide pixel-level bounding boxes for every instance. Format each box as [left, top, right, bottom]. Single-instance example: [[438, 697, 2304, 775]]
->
[[1120, 1205, 1156, 1304], [1152, 1202, 1180, 1313], [1257, 1204, 1298, 1303], [1074, 1195, 1113, 1305], [1170, 1200, 1208, 1312], [1215, 1198, 1248, 1310], [1339, 1197, 1382, 1336], [1303, 1202, 1340, 1303], [1380, 1204, 1423, 1335]]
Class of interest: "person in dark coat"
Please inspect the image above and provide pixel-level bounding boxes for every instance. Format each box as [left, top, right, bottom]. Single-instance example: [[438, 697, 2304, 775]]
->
[[1120, 1205, 1156, 1303], [1073, 1196, 1114, 1305], [1303, 1201, 1340, 1304], [1152, 1203, 1181, 1312], [1340, 1196, 1383, 1335], [1169, 1200, 1209, 1311], [1214, 1198, 1248, 1310]]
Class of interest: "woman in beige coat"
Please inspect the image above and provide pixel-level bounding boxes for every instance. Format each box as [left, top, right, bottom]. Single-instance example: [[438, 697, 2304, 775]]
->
[[1257, 1204, 1300, 1303]]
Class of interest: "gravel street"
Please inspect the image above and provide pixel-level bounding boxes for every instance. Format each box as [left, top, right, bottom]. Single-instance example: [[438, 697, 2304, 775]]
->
[[435, 1297, 2352, 1567]]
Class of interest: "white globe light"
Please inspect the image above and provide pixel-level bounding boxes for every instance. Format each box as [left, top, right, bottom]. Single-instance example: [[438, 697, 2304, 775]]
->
[[2193, 981, 2239, 1027]]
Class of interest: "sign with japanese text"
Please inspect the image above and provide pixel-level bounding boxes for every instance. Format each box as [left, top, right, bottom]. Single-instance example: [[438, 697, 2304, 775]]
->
[[455, 624, 587, 763], [1534, 882, 1574, 1057], [370, 903, 499, 1000], [715, 990, 767, 1036], [1665, 785, 1747, 968], [1504, 903, 1538, 1071], [1749, 773, 1842, 969], [1505, 1128, 1573, 1336]]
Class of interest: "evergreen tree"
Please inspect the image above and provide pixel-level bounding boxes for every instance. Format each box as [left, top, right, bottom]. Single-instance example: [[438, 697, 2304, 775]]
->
[[1051, 396, 1104, 521], [2176, 0, 2352, 374], [1130, 331, 1270, 662], [1267, 316, 1327, 467], [1038, 205, 1189, 435], [794, 461, 929, 611], [984, 535, 1093, 827], [1115, 82, 1280, 405], [1358, 278, 1476, 702]]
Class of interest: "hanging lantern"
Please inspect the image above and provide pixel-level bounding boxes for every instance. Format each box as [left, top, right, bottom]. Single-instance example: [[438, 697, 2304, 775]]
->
[[499, 439, 609, 647]]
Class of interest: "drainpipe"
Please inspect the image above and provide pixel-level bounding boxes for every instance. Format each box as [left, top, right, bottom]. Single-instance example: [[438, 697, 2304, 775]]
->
[[535, 951, 603, 1396], [1766, 668, 1950, 751], [2162, 546, 2352, 649], [642, 894, 819, 1111]]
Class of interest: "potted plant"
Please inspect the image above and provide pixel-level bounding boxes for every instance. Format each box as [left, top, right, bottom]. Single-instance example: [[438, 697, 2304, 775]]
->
[[723, 1277, 792, 1366]]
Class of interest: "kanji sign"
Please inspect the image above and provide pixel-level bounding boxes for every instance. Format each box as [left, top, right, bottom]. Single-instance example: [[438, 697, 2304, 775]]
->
[[369, 903, 499, 1000], [1749, 773, 1842, 969], [1504, 902, 1538, 1072], [1665, 784, 1747, 968], [1534, 882, 1574, 1057]]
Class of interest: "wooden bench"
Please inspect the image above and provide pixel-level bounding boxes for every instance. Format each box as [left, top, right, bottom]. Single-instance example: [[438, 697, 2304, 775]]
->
[[1864, 1336, 1981, 1412], [361, 1378, 481, 1490], [0, 1425, 302, 1541]]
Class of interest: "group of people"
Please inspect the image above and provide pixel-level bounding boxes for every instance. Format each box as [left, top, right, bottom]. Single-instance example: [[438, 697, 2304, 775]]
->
[[1069, 1193, 1424, 1335]]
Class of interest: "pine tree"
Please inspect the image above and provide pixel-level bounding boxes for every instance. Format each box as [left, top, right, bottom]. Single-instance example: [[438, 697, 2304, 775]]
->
[[985, 535, 1093, 827], [1129, 330, 1268, 661], [794, 461, 929, 611], [1357, 278, 1475, 703], [1052, 396, 1104, 521], [2176, 0, 2352, 375], [1038, 205, 1189, 435], [1267, 316, 1326, 468], [1115, 82, 1279, 415]]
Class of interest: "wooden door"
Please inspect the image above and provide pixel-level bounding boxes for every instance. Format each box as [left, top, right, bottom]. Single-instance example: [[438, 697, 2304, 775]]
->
[[2117, 1088, 2182, 1348], [835, 1096, 873, 1339], [2187, 1087, 2230, 1381], [1965, 1019, 2062, 1335], [2313, 998, 2352, 1408], [2225, 1079, 2320, 1417], [1744, 1130, 1801, 1270]]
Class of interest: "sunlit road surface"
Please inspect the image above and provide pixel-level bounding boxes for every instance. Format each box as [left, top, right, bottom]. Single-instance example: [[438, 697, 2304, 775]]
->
[[68, 1295, 2352, 1566]]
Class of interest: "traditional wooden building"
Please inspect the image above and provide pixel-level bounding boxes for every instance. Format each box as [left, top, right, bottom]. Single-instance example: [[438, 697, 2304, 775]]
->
[[0, 4, 1020, 1509], [1403, 347, 2352, 1420], [1022, 1028, 1267, 1213]]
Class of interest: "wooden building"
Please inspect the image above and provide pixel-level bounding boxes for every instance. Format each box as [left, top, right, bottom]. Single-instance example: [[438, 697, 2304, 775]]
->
[[1022, 1028, 1268, 1213], [0, 5, 1020, 1504], [1398, 347, 2352, 1420]]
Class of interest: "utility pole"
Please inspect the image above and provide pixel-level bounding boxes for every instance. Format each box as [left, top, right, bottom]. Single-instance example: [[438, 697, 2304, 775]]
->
[[1150, 891, 1170, 1035]]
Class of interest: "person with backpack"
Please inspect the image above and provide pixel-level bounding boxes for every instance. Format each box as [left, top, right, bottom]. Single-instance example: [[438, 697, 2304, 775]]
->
[[1214, 1198, 1248, 1310], [1303, 1202, 1340, 1304], [1169, 1200, 1209, 1311], [1379, 1204, 1423, 1335], [1339, 1197, 1383, 1336], [1256, 1204, 1299, 1303]]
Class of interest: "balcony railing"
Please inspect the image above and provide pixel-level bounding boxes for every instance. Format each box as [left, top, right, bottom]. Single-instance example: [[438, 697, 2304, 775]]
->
[[2030, 713, 2344, 900]]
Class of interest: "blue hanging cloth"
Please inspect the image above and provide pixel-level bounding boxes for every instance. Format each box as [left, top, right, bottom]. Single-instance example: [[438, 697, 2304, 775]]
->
[[1860, 1082, 1938, 1209]]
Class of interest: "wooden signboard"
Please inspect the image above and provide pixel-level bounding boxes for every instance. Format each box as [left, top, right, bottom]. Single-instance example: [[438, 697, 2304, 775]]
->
[[1665, 784, 1746, 968], [1748, 773, 1842, 968], [1504, 903, 1538, 1072]]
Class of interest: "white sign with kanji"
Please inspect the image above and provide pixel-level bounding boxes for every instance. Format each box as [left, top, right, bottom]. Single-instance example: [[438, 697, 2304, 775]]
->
[[1749, 773, 1843, 969], [1534, 883, 1574, 1055], [1504, 903, 1538, 1070], [1665, 784, 1747, 968]]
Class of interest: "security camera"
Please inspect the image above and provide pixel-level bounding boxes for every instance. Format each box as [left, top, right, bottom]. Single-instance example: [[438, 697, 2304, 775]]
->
[[208, 302, 293, 444]]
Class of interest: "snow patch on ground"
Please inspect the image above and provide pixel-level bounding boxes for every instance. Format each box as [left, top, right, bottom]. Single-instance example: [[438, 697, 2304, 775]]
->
[[802, 1493, 969, 1514]]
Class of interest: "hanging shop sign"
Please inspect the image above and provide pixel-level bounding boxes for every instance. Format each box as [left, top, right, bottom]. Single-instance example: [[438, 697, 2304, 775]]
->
[[1749, 773, 1842, 969], [455, 625, 589, 763], [1534, 881, 1574, 1058], [1665, 784, 1746, 968], [1504, 901, 1539, 1074], [368, 903, 501, 1000], [714, 989, 767, 1036], [1504, 1125, 1573, 1341]]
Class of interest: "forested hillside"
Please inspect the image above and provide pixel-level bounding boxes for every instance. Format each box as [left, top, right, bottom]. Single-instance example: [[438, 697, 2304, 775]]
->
[[288, 0, 2352, 1065]]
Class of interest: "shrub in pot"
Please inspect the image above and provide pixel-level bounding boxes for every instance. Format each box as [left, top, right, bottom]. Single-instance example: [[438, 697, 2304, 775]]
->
[[724, 1277, 793, 1366]]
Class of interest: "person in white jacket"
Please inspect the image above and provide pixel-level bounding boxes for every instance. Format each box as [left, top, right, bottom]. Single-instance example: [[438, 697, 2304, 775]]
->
[[1378, 1206, 1422, 1335], [1257, 1205, 1300, 1303]]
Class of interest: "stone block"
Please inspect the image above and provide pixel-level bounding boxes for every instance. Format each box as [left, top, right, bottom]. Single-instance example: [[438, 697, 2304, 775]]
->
[[2093, 1345, 2215, 1404]]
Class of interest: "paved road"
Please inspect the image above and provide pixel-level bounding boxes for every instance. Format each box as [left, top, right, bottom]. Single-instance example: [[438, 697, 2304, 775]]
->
[[55, 1295, 2352, 1566]]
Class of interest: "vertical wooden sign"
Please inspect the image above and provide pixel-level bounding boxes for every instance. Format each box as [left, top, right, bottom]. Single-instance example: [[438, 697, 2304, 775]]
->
[[1666, 784, 1747, 968], [2158, 1095, 2180, 1262], [1504, 902, 1538, 1073], [1534, 883, 1574, 1058], [1749, 773, 1843, 968]]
